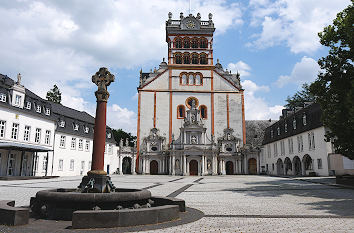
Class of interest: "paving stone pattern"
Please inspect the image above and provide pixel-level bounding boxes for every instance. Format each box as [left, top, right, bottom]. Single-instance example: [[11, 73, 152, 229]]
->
[[0, 175, 353, 232]]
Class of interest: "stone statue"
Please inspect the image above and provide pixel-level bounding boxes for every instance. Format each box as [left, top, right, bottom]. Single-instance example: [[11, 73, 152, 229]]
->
[[92, 67, 115, 102], [17, 73, 22, 84], [191, 135, 197, 144], [125, 138, 129, 146]]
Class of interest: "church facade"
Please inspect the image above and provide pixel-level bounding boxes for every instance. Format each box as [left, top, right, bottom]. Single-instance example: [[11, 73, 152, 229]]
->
[[136, 12, 246, 175]]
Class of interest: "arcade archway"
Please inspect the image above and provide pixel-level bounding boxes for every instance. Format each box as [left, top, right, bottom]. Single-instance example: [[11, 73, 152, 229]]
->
[[293, 156, 302, 176], [276, 158, 284, 175], [284, 157, 292, 175]]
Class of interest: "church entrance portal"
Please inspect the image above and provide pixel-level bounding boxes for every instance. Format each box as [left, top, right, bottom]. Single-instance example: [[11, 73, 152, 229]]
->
[[122, 157, 132, 174], [226, 161, 234, 175], [150, 160, 158, 175], [248, 158, 257, 174], [189, 160, 198, 175]]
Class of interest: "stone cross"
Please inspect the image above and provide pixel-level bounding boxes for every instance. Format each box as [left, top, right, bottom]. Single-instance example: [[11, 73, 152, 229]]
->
[[92, 67, 115, 102]]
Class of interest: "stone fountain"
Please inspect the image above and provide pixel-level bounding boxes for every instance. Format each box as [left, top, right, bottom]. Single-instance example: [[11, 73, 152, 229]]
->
[[30, 68, 186, 229]]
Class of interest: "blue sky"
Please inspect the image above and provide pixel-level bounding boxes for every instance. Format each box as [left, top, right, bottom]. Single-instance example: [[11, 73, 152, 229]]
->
[[0, 0, 351, 134]]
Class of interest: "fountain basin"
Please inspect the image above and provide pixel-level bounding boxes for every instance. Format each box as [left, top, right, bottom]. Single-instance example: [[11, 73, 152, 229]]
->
[[31, 188, 152, 220]]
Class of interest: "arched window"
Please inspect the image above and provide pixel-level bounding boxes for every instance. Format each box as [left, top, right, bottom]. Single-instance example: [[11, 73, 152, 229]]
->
[[177, 105, 185, 119], [200, 53, 207, 64], [175, 37, 182, 48], [200, 38, 208, 48], [183, 37, 190, 48], [195, 73, 201, 85], [175, 53, 182, 64], [192, 53, 199, 64], [188, 74, 194, 85], [200, 105, 207, 119], [181, 73, 187, 85], [191, 38, 198, 48], [183, 53, 190, 64]]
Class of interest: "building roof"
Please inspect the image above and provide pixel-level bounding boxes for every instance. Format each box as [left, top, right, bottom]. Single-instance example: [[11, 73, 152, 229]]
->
[[262, 103, 323, 145], [0, 142, 53, 152], [0, 74, 117, 144], [245, 120, 273, 148]]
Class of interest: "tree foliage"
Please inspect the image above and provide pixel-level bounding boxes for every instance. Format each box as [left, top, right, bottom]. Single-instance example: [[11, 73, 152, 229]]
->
[[112, 129, 136, 147], [285, 83, 315, 109], [310, 1, 354, 159], [46, 84, 62, 104]]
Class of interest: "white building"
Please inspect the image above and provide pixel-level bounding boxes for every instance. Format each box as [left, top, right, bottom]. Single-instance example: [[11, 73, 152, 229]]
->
[[136, 12, 246, 175], [0, 74, 119, 177], [261, 103, 354, 176]]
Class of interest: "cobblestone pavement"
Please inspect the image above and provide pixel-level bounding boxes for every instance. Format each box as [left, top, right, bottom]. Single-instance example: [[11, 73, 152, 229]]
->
[[0, 175, 353, 232]]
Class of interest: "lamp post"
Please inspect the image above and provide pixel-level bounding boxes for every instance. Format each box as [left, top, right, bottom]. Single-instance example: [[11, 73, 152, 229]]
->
[[79, 67, 115, 193]]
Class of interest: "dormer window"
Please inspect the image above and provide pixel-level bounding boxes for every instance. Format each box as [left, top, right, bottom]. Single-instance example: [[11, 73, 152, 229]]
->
[[107, 132, 112, 139], [270, 129, 274, 138], [84, 126, 89, 133], [59, 120, 65, 128], [73, 124, 79, 131], [285, 123, 288, 133], [302, 113, 307, 126], [36, 105, 42, 113], [277, 127, 280, 135], [45, 108, 51, 115], [14, 95, 21, 107], [293, 118, 297, 130], [26, 102, 31, 110], [0, 93, 6, 102]]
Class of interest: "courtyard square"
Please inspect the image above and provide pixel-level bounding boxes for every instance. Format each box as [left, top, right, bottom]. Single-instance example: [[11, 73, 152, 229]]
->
[[0, 175, 353, 232]]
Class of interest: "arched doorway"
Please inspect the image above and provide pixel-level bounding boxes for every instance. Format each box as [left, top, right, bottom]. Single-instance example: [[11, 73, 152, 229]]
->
[[226, 161, 234, 175], [122, 157, 132, 174], [293, 156, 302, 176], [150, 160, 158, 175], [276, 158, 284, 175], [189, 160, 198, 175], [248, 158, 257, 174], [284, 157, 292, 175], [302, 154, 313, 175]]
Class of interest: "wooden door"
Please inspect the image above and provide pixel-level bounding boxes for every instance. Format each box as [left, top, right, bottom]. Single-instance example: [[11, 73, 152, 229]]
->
[[248, 158, 257, 175], [150, 160, 158, 175], [226, 161, 234, 175], [189, 160, 198, 175]]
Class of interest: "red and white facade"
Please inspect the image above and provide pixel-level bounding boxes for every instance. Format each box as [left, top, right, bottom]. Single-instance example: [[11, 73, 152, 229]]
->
[[136, 13, 246, 175]]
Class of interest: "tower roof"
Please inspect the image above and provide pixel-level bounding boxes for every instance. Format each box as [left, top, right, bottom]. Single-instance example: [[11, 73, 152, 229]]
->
[[165, 12, 215, 39]]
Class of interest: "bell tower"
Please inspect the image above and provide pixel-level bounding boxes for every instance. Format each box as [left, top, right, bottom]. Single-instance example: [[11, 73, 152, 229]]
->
[[166, 12, 215, 66]]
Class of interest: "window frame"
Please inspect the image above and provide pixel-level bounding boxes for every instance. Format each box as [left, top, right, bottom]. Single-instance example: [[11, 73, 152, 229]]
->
[[199, 105, 207, 119], [11, 123, 19, 140], [71, 137, 77, 150], [59, 135, 66, 148], [35, 128, 41, 143], [24, 125, 31, 141], [177, 105, 185, 119], [0, 120, 6, 138]]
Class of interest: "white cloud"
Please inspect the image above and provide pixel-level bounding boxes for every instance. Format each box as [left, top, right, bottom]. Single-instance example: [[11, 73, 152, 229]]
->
[[242, 80, 282, 120], [249, 0, 351, 53], [275, 56, 320, 87], [107, 104, 137, 134], [0, 1, 243, 133], [227, 61, 251, 77]]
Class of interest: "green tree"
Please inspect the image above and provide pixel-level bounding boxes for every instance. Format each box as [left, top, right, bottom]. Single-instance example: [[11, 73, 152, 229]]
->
[[46, 84, 62, 104], [285, 83, 315, 109], [112, 129, 136, 147], [310, 1, 354, 159]]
